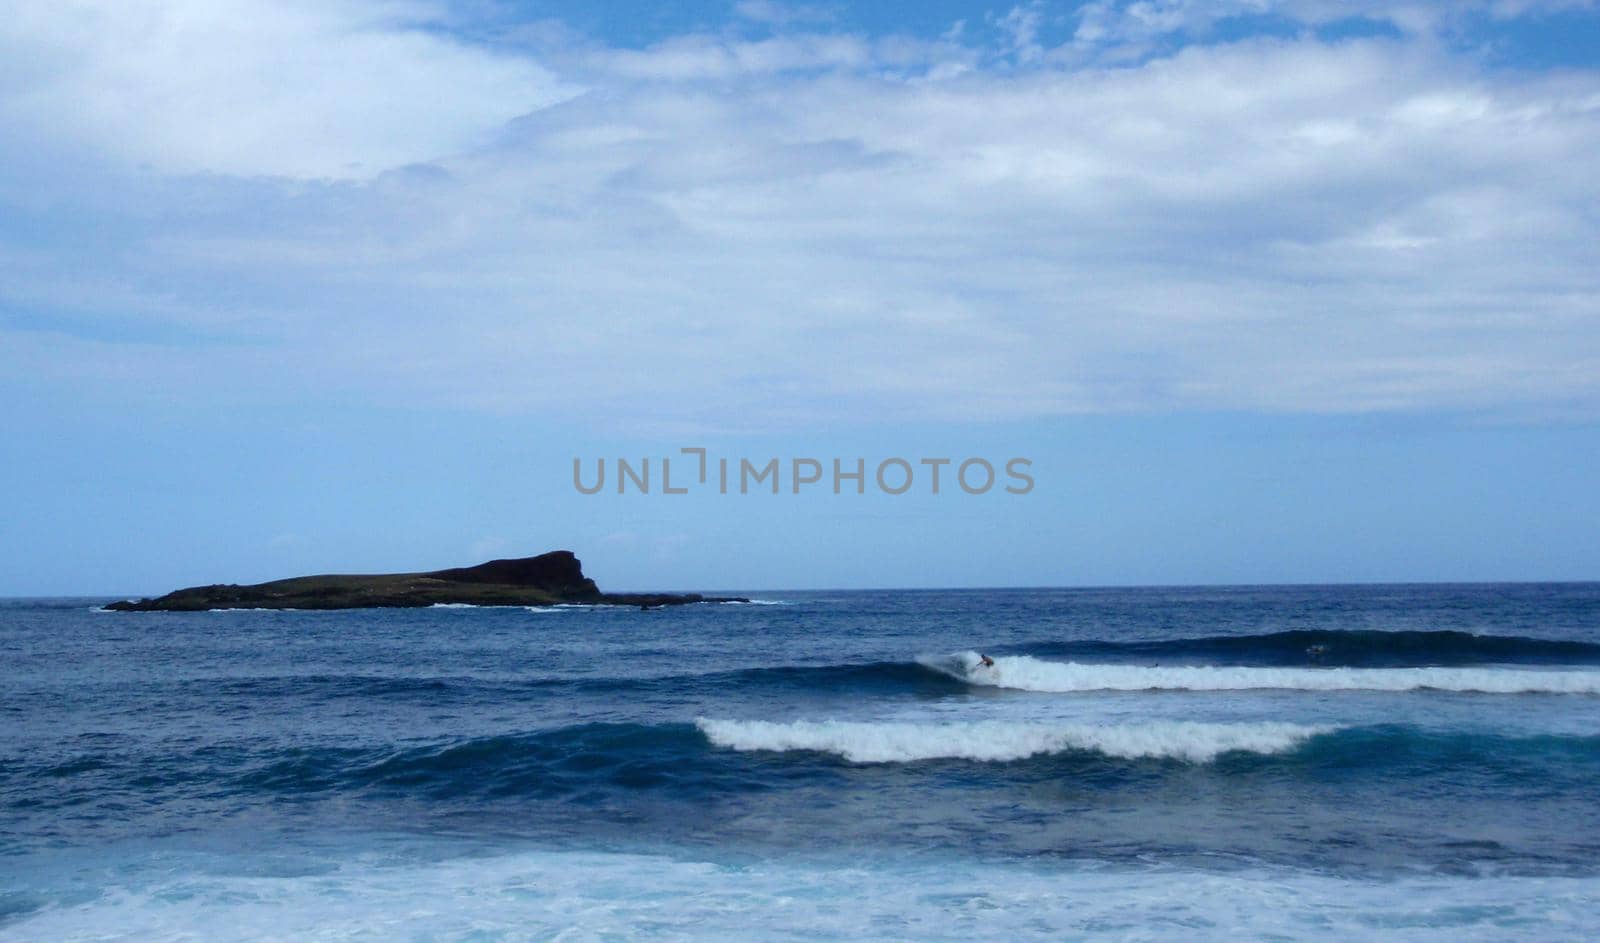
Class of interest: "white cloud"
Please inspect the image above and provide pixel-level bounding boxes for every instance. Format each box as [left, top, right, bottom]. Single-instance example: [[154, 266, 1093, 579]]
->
[[994, 3, 1047, 64], [0, 0, 574, 179], [1070, 0, 1599, 48], [1, 4, 1598, 428], [589, 33, 878, 80]]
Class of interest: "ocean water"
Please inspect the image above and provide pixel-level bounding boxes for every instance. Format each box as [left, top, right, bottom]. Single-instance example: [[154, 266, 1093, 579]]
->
[[4, 584, 1600, 940]]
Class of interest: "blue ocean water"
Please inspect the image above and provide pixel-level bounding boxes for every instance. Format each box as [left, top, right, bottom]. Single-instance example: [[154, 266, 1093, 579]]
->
[[4, 584, 1600, 940]]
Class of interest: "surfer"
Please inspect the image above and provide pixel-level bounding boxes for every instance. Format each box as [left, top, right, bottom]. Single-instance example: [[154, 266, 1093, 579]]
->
[[977, 653, 995, 669]]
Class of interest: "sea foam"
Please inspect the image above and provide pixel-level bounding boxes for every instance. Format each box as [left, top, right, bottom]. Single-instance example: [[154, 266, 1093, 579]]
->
[[924, 652, 1600, 694], [695, 717, 1329, 763], [14, 845, 1600, 943]]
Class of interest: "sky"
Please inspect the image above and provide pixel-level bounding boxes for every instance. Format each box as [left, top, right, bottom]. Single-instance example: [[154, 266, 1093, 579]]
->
[[2, 0, 1598, 594]]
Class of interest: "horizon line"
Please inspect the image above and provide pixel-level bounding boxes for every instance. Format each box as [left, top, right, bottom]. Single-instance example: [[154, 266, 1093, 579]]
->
[[13, 577, 1599, 601]]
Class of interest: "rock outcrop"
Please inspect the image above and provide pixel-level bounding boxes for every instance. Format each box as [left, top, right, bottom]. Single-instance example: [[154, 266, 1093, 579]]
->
[[103, 550, 745, 611]]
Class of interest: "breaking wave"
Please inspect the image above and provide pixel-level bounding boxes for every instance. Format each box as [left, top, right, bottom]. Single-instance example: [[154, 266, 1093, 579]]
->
[[695, 718, 1331, 763], [923, 652, 1600, 694]]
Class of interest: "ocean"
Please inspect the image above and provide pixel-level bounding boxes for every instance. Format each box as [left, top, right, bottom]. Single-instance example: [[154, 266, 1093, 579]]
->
[[4, 583, 1600, 940]]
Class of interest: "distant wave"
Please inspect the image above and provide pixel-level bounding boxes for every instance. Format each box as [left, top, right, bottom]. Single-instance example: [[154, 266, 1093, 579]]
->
[[102, 648, 1600, 710], [924, 651, 1600, 694], [696, 718, 1331, 763], [1016, 629, 1600, 667], [518, 604, 598, 612]]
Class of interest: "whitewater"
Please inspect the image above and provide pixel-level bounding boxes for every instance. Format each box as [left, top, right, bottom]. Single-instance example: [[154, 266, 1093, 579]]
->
[[696, 717, 1333, 762], [924, 650, 1600, 693], [6, 583, 1600, 941]]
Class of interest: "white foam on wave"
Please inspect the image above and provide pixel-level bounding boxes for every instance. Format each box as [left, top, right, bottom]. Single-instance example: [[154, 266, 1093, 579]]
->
[[13, 845, 1600, 942], [434, 603, 583, 611], [696, 717, 1329, 763], [924, 651, 1600, 695]]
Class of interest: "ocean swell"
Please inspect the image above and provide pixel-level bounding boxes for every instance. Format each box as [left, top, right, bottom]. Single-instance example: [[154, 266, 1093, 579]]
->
[[1017, 629, 1600, 667]]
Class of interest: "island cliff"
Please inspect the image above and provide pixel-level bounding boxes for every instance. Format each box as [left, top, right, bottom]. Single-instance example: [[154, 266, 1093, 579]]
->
[[103, 550, 746, 611]]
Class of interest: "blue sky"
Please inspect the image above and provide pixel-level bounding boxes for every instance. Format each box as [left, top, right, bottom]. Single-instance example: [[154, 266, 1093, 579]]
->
[[2, 0, 1598, 594]]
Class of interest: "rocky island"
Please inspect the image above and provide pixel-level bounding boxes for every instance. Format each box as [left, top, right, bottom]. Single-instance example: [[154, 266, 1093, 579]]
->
[[103, 550, 746, 611]]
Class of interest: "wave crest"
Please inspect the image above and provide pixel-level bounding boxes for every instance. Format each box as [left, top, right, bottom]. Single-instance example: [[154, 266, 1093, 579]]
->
[[695, 718, 1330, 763], [922, 652, 1600, 694]]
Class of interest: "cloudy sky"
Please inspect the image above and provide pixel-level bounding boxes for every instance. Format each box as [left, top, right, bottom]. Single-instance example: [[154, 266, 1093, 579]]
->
[[3, 0, 1598, 593]]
